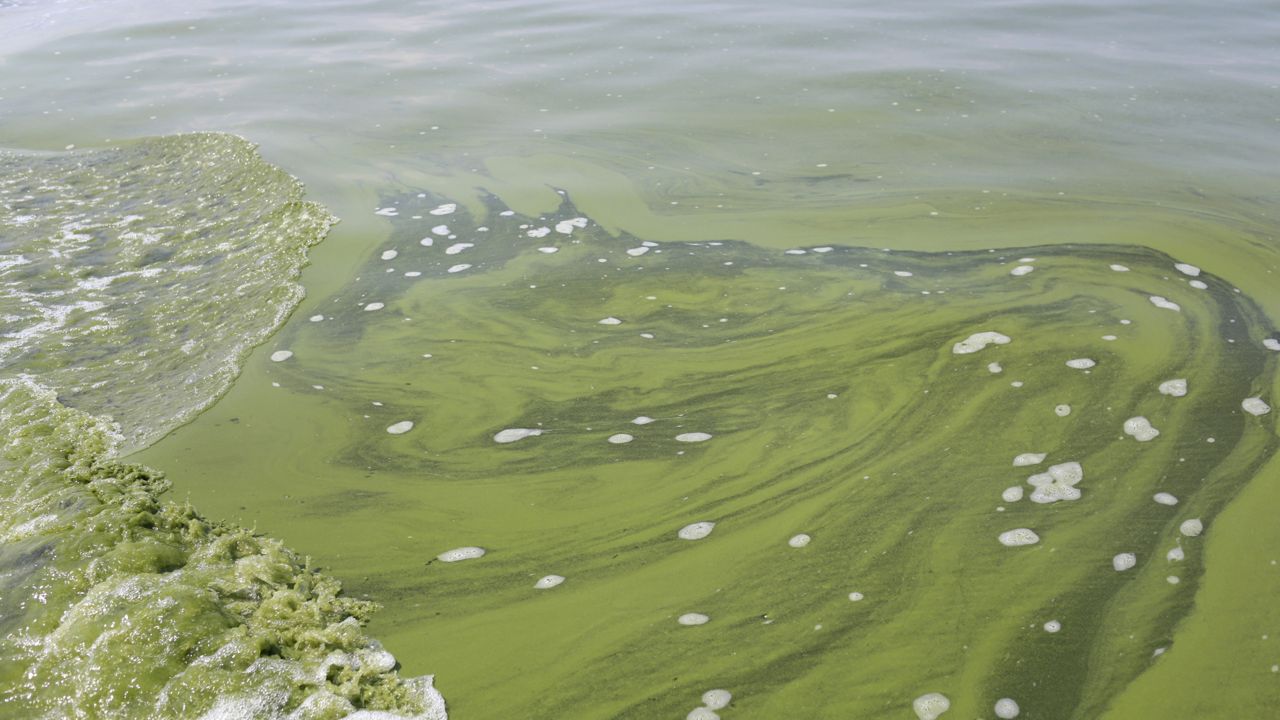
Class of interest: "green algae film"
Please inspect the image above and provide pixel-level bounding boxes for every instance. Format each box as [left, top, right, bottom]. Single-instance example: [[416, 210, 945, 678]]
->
[[0, 136, 441, 719], [142, 191, 1280, 719]]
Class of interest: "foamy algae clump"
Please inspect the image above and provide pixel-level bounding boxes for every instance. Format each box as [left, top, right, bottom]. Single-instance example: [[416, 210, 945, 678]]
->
[[1027, 461, 1084, 503], [952, 331, 1010, 354]]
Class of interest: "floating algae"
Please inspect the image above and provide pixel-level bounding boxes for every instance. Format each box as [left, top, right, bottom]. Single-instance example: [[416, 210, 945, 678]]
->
[[0, 137, 441, 719], [137, 190, 1280, 719]]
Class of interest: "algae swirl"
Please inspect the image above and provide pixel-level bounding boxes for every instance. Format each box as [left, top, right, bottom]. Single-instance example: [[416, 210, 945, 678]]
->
[[237, 190, 1276, 719]]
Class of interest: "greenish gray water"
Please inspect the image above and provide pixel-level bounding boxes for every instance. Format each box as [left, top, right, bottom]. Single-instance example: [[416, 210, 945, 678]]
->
[[3, 1, 1280, 718]]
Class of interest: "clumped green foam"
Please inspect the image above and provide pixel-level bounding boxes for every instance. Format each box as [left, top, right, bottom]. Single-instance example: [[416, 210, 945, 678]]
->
[[0, 380, 442, 719]]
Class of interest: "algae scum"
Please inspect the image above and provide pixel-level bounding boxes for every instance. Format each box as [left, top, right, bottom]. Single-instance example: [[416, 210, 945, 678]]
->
[[3, 138, 1279, 719]]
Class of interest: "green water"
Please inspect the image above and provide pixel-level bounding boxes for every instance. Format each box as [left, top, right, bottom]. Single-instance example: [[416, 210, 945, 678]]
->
[[3, 0, 1280, 718]]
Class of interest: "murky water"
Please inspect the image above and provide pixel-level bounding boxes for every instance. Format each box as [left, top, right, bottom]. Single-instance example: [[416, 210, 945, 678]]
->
[[3, 1, 1279, 718]]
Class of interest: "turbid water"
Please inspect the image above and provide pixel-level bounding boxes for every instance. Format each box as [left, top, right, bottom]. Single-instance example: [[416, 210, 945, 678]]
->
[[3, 1, 1279, 718]]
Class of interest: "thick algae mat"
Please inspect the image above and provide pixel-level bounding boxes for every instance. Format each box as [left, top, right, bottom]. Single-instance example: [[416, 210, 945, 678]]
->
[[0, 136, 444, 719], [137, 189, 1280, 719]]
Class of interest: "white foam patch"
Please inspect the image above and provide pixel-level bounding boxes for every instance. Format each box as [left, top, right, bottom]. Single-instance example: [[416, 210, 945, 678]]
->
[[1167, 546, 1185, 561], [1055, 404, 1072, 417], [952, 331, 1011, 355], [431, 225, 450, 236], [785, 249, 807, 255], [1065, 358, 1096, 369], [429, 203, 456, 216], [1159, 379, 1187, 397], [678, 612, 710, 626], [848, 591, 864, 602], [447, 264, 472, 273], [1153, 492, 1178, 506], [1110, 264, 1130, 272], [1174, 263, 1201, 277], [608, 433, 634, 444], [386, 421, 414, 435], [270, 350, 293, 362], [1002, 486, 1024, 503], [1112, 553, 1137, 571], [364, 302, 385, 311], [1150, 296, 1181, 312], [309, 314, 324, 322], [685, 709, 719, 720], [1264, 338, 1280, 351], [1242, 397, 1271, 416], [598, 317, 622, 325], [1189, 280, 1208, 290], [988, 362, 1003, 373], [527, 227, 551, 238], [788, 533, 812, 548], [534, 575, 565, 589], [1010, 265, 1034, 276], [678, 521, 716, 540], [632, 416, 655, 425], [702, 689, 732, 710], [912, 692, 951, 720], [375, 207, 398, 216], [998, 528, 1040, 547], [445, 243, 474, 255], [994, 698, 1020, 719], [1180, 518, 1203, 537], [405, 271, 421, 277], [419, 238, 434, 247], [676, 432, 712, 442], [627, 247, 650, 256], [381, 250, 399, 260], [1012, 453, 1046, 467], [1027, 461, 1083, 504], [438, 546, 485, 562], [493, 427, 542, 443], [1123, 416, 1160, 442], [1044, 620, 1061, 633], [894, 270, 914, 277]]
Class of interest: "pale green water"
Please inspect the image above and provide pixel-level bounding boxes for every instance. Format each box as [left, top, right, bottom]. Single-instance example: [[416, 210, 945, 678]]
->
[[3, 1, 1280, 718]]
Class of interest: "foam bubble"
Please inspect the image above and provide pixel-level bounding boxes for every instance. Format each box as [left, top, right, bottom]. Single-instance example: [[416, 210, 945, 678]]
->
[[1158, 379, 1187, 397], [419, 237, 434, 247], [678, 612, 710, 626], [1012, 453, 1046, 467], [894, 270, 914, 277], [952, 331, 1011, 355], [364, 302, 385, 311], [1189, 280, 1208, 290], [678, 521, 716, 540], [1065, 358, 1096, 369], [988, 362, 1003, 373], [1180, 518, 1203, 537], [686, 708, 719, 720], [702, 689, 732, 710], [1167, 575, 1181, 584], [534, 575, 565, 589], [1113, 553, 1137, 571], [676, 432, 713, 442], [427, 203, 456, 216], [627, 247, 650, 256], [1002, 486, 1024, 502], [1010, 265, 1034, 276], [785, 249, 807, 255], [1264, 338, 1280, 351], [438, 546, 485, 562], [380, 250, 398, 261], [1110, 264, 1130, 272], [1174, 263, 1201, 277], [1123, 416, 1160, 442], [1242, 397, 1272, 416], [994, 698, 1020, 719], [1044, 620, 1061, 632], [538, 247, 559, 254], [912, 692, 951, 720], [1055, 404, 1072, 417], [527, 227, 551, 238], [788, 533, 812, 548], [998, 528, 1040, 547], [374, 207, 398, 216], [848, 591, 864, 601], [1167, 546, 1185, 561], [494, 428, 543, 443], [598, 317, 623, 325], [431, 224, 450, 235], [447, 263, 472, 273], [1149, 296, 1181, 312], [1027, 461, 1083, 504], [445, 242, 474, 255], [386, 421, 414, 435], [608, 433, 634, 444], [270, 350, 293, 362], [309, 314, 324, 322], [632, 416, 655, 425], [1153, 492, 1178, 506]]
